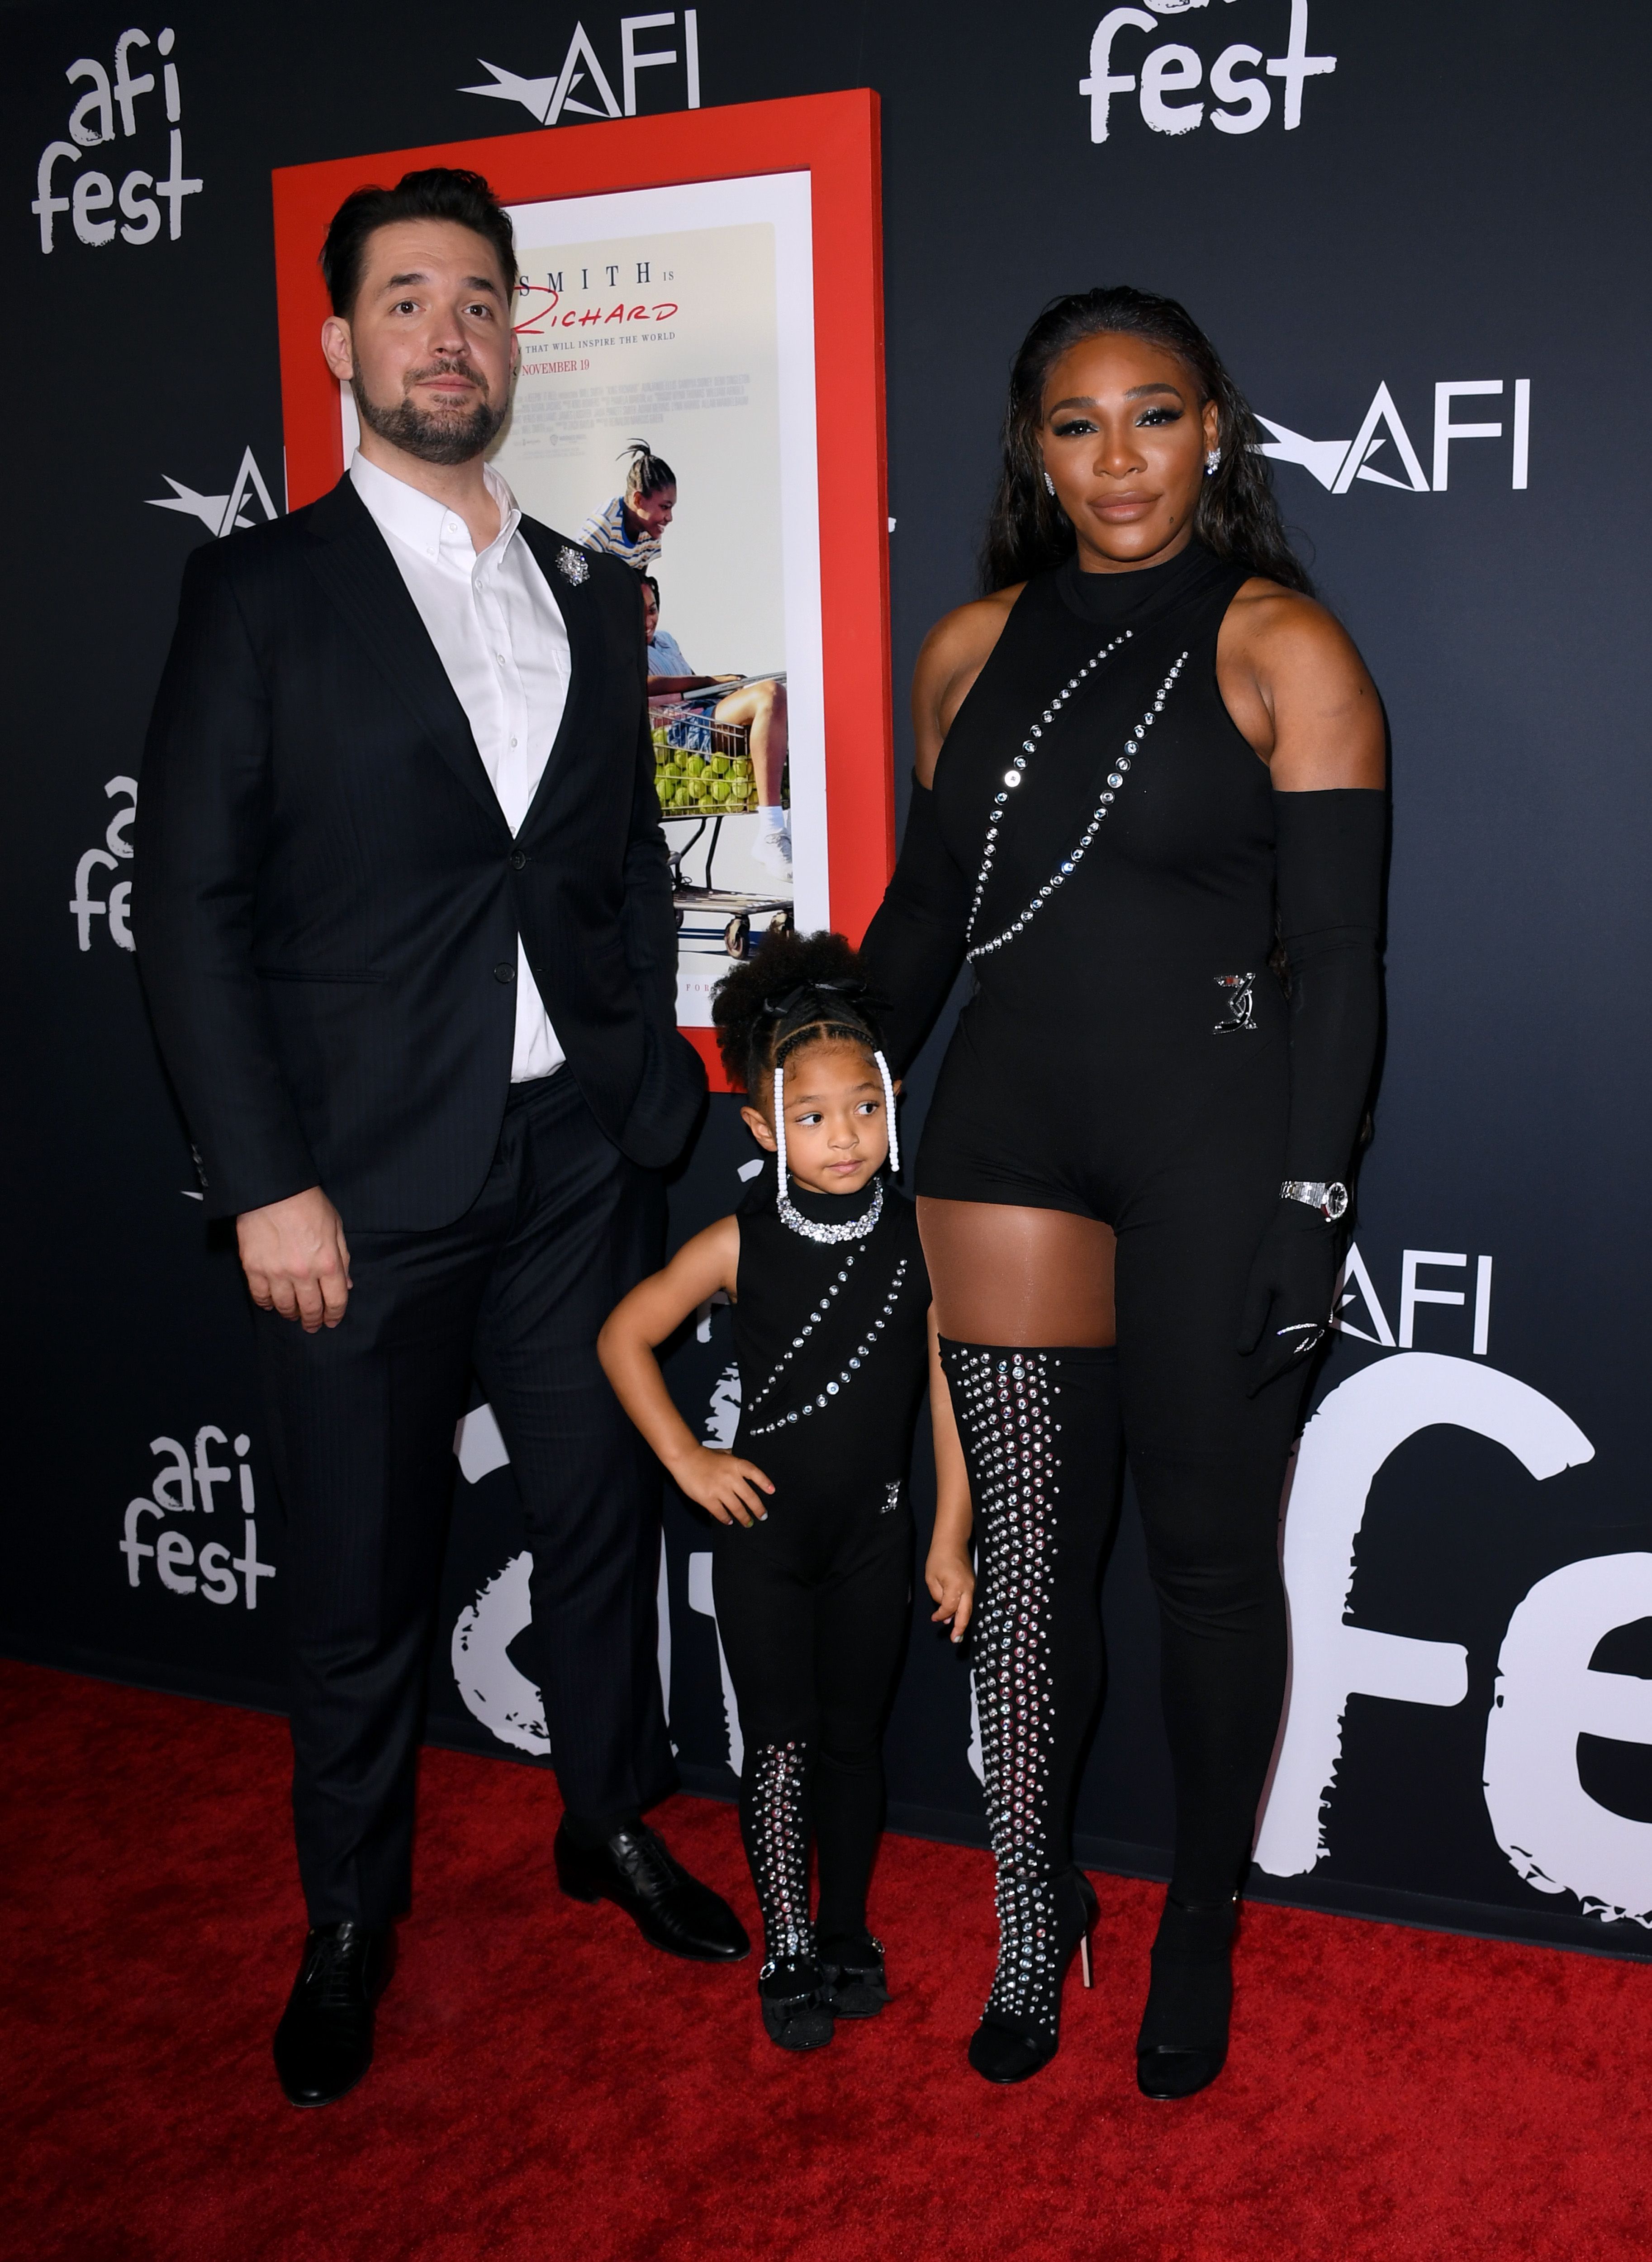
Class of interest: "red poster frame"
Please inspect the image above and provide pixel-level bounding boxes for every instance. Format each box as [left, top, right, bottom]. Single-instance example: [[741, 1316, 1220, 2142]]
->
[[270, 91, 892, 1093]]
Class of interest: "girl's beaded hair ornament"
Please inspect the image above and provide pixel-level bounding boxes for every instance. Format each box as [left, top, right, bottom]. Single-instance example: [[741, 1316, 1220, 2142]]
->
[[751, 982, 899, 1245]]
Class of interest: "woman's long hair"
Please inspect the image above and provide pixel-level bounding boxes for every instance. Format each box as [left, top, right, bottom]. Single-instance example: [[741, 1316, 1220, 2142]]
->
[[979, 285, 1310, 595]]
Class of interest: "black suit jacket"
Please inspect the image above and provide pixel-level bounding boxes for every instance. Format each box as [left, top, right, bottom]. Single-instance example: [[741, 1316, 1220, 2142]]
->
[[137, 475, 704, 1230]]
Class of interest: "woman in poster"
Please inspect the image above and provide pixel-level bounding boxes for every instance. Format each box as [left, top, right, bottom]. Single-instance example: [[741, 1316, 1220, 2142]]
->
[[861, 287, 1385, 2095], [579, 437, 677, 569]]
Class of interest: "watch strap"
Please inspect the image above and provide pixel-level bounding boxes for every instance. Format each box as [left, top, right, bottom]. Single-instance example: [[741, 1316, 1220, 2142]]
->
[[1282, 1179, 1349, 1221]]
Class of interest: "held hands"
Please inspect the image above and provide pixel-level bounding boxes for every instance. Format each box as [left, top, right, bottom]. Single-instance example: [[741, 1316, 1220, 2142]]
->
[[926, 1545, 976, 1644], [669, 1444, 775, 1527], [237, 1185, 352, 1333], [1236, 1198, 1342, 1393]]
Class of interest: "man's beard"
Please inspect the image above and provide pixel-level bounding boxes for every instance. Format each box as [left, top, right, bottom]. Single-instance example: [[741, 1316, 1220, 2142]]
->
[[351, 361, 507, 468]]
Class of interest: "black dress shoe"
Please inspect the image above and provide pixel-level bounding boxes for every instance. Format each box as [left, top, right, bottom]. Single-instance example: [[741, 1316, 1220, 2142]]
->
[[817, 1930, 889, 2020], [272, 1921, 394, 2108], [759, 1956, 834, 2051], [554, 1819, 750, 1962]]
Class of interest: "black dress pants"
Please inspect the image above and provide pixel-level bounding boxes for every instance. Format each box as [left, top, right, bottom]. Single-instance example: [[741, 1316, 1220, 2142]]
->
[[255, 1071, 674, 1926]]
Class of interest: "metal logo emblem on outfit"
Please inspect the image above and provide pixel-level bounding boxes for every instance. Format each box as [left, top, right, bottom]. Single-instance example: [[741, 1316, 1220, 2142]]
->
[[555, 545, 590, 585], [1213, 971, 1257, 1034]]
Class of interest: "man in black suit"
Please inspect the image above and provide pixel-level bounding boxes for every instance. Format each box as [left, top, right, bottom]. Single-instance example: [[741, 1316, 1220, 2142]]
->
[[138, 167, 747, 2109]]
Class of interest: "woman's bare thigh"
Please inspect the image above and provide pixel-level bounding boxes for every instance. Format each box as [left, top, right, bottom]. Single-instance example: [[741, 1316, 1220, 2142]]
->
[[917, 1198, 1117, 1347]]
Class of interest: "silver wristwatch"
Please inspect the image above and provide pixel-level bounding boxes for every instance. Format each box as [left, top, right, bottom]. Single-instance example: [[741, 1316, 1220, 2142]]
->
[[1282, 1179, 1349, 1221]]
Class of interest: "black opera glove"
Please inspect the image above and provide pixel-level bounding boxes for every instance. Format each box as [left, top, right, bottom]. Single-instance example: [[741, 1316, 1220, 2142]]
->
[[1237, 1199, 1343, 1394]]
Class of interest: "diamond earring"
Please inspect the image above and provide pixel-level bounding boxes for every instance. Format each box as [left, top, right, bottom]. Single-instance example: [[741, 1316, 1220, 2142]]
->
[[1042, 468, 1056, 496], [1204, 448, 1221, 477]]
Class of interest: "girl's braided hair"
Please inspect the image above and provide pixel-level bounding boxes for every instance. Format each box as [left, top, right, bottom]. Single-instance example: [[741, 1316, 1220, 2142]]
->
[[711, 930, 885, 1100]]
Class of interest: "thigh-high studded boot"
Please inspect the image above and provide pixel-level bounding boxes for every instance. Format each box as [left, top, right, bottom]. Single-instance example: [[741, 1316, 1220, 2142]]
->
[[740, 1739, 833, 2053], [939, 1342, 1122, 2084]]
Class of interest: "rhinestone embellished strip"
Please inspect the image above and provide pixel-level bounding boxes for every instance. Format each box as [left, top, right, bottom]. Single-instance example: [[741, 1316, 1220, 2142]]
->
[[746, 1255, 912, 1439], [966, 650, 1190, 964], [743, 1245, 864, 1422], [747, 1739, 814, 1972], [964, 632, 1130, 949], [945, 1346, 1064, 2034]]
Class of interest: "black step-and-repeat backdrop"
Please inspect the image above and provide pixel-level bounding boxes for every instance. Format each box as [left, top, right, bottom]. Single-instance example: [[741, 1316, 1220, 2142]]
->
[[8, 0, 1652, 1959]]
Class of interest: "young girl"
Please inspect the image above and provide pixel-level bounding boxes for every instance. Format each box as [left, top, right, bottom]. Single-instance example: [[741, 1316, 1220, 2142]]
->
[[599, 932, 975, 2051]]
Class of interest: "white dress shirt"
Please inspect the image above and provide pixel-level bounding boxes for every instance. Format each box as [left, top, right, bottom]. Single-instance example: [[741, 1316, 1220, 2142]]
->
[[350, 451, 570, 1082]]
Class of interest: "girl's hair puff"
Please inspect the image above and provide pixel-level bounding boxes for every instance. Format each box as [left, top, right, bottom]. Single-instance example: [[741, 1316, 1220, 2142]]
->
[[711, 930, 884, 1100], [620, 437, 676, 502]]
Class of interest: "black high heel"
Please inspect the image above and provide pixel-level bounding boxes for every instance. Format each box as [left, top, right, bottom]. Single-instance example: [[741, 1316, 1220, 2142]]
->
[[968, 1869, 1097, 2086], [1136, 1893, 1237, 2100]]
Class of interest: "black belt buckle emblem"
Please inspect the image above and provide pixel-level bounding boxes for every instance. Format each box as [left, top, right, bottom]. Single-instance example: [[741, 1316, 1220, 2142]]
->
[[1213, 971, 1256, 1035]]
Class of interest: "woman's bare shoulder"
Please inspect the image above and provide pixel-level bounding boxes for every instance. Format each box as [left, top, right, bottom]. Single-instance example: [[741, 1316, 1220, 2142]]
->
[[1224, 576, 1366, 674], [912, 586, 1024, 788]]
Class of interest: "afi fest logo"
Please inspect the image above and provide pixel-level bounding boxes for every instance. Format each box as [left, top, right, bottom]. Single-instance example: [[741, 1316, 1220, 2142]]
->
[[32, 25, 200, 253], [147, 447, 281, 538], [119, 1427, 275, 1611], [1258, 380, 1532, 494], [460, 10, 701, 125], [71, 777, 137, 953], [1082, 0, 1334, 143], [1255, 1238, 1652, 1933]]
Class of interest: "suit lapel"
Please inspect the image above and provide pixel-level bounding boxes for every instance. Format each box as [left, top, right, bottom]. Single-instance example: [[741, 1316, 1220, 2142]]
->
[[515, 519, 617, 840], [300, 477, 507, 827]]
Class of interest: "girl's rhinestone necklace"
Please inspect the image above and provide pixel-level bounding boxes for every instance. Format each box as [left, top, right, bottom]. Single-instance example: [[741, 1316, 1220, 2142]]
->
[[774, 1174, 884, 1246]]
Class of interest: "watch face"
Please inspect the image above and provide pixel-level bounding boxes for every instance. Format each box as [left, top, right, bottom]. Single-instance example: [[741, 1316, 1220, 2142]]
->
[[1324, 1183, 1350, 1221]]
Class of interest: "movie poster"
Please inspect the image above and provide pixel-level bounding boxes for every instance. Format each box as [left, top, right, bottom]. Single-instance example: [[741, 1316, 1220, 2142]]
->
[[460, 172, 823, 1029]]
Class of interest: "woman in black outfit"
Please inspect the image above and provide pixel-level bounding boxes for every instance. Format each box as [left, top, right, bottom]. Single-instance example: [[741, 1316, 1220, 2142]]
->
[[860, 287, 1386, 2094]]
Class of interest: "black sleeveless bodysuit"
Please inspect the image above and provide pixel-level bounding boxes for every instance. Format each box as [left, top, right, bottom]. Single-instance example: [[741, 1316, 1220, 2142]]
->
[[921, 542, 1283, 1221], [712, 1164, 928, 1765], [864, 539, 1300, 1473], [729, 1164, 929, 1501]]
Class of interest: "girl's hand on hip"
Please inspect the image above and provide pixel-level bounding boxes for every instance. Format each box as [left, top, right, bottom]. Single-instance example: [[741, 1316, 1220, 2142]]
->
[[671, 1446, 774, 1526]]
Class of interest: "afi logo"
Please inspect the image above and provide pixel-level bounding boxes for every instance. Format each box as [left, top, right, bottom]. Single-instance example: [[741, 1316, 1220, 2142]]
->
[[147, 446, 280, 538], [1082, 0, 1334, 143], [460, 10, 701, 124], [119, 1426, 275, 1610], [1258, 380, 1532, 494], [32, 25, 200, 253], [71, 776, 137, 952]]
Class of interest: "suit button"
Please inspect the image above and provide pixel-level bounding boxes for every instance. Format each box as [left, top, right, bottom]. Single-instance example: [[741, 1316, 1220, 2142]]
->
[[494, 963, 516, 984], [509, 851, 527, 870]]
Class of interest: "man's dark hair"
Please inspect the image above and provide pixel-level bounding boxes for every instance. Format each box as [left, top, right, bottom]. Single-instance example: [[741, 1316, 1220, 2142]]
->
[[321, 167, 517, 320]]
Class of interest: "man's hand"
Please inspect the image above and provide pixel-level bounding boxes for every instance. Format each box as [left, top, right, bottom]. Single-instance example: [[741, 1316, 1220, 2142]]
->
[[237, 1186, 352, 1333]]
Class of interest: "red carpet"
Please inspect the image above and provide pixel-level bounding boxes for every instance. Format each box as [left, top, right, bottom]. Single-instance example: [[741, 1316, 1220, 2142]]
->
[[5, 1660, 1648, 2262]]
